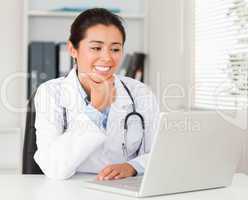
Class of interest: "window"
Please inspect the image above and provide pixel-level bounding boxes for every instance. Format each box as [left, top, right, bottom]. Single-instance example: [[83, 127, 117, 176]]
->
[[194, 0, 248, 110]]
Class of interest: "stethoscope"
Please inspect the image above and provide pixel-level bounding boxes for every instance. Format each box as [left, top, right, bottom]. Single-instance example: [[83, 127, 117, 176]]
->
[[120, 80, 146, 161], [74, 68, 146, 161]]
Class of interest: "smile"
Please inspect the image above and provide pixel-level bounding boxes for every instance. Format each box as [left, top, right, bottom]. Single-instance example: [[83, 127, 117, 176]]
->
[[94, 65, 111, 72]]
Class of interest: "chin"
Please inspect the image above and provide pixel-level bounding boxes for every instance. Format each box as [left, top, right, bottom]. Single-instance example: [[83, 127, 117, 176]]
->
[[90, 74, 112, 83]]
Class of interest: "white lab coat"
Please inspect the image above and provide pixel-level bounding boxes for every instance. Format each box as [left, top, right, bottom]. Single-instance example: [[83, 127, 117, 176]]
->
[[34, 68, 160, 180]]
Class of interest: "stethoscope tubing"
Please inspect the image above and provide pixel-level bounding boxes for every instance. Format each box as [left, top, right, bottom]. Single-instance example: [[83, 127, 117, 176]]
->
[[120, 80, 146, 161]]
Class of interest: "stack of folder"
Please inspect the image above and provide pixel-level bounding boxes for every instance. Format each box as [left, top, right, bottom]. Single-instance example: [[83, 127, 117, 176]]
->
[[27, 41, 73, 99], [117, 52, 146, 82]]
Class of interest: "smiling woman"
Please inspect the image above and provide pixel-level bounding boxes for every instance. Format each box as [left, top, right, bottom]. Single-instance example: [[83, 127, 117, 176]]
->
[[68, 9, 125, 82], [67, 9, 125, 111], [33, 8, 160, 180]]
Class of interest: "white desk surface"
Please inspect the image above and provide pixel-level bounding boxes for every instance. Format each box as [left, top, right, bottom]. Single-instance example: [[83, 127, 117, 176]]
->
[[0, 173, 248, 200]]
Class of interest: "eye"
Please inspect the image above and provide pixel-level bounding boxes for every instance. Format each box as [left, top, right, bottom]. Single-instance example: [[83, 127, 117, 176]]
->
[[91, 47, 102, 51], [111, 48, 121, 52]]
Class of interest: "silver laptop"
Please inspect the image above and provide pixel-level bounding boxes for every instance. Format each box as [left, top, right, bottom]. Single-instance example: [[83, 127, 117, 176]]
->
[[83, 111, 242, 197]]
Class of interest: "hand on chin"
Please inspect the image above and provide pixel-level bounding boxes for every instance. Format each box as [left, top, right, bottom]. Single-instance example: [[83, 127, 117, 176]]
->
[[89, 73, 112, 84]]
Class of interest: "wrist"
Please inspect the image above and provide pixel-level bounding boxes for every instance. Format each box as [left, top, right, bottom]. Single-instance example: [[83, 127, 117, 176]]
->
[[90, 101, 104, 112], [124, 163, 137, 176]]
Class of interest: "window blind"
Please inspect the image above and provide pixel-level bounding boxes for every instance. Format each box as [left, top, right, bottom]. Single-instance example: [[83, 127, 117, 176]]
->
[[194, 0, 248, 110]]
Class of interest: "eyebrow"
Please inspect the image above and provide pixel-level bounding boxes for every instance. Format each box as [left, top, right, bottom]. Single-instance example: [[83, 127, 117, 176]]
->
[[89, 40, 122, 45]]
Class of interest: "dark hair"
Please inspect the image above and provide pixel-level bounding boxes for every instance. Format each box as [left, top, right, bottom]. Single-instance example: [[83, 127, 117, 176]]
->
[[69, 8, 126, 49]]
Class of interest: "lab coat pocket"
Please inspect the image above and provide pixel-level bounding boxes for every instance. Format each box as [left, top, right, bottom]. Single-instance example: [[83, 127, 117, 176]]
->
[[127, 139, 142, 158], [125, 116, 143, 157]]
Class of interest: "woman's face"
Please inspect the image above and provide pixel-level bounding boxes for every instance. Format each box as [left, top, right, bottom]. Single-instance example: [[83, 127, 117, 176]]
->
[[71, 24, 124, 83]]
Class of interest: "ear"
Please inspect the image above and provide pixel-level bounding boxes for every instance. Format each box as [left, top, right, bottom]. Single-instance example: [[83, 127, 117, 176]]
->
[[67, 41, 78, 59]]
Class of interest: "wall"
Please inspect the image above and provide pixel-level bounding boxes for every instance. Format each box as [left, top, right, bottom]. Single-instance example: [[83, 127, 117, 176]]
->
[[0, 0, 23, 172], [0, 1, 24, 128], [147, 0, 247, 174], [147, 0, 193, 112]]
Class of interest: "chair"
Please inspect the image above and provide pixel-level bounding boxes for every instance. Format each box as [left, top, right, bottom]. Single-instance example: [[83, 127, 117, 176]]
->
[[22, 90, 43, 174], [22, 72, 69, 174]]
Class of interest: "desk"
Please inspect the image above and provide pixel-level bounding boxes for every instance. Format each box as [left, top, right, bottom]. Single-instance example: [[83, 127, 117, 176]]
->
[[0, 173, 248, 200]]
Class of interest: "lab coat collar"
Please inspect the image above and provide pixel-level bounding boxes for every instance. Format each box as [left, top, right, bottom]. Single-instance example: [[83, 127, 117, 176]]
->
[[60, 68, 85, 113], [74, 70, 89, 103], [113, 74, 133, 110]]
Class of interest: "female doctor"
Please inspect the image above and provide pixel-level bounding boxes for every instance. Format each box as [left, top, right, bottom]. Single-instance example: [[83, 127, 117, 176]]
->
[[34, 8, 159, 180]]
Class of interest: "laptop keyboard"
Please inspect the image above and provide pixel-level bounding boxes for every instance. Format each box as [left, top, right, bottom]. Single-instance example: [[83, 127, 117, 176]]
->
[[86, 176, 143, 191]]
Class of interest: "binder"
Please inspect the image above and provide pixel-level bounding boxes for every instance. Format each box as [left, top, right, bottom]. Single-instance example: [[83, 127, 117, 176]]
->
[[117, 53, 132, 76], [28, 42, 57, 99], [28, 42, 42, 99], [125, 52, 146, 82], [43, 42, 57, 81]]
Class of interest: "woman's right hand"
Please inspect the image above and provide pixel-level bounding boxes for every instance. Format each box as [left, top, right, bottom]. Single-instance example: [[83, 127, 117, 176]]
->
[[88, 75, 116, 111]]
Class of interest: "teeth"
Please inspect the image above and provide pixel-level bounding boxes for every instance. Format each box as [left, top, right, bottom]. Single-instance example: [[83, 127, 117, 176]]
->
[[95, 66, 110, 72]]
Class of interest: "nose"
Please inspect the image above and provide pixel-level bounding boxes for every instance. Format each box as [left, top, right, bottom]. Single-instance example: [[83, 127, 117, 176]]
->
[[100, 48, 112, 62]]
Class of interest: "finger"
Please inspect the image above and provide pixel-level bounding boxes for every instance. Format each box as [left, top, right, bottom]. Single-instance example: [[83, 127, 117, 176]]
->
[[98, 166, 109, 176], [114, 172, 125, 180], [112, 87, 116, 96], [111, 89, 116, 103], [104, 170, 120, 180], [106, 76, 115, 85], [97, 166, 113, 180], [106, 75, 115, 81]]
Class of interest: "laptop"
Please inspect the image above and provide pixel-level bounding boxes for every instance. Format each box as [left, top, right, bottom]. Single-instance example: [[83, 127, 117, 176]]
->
[[83, 111, 242, 197]]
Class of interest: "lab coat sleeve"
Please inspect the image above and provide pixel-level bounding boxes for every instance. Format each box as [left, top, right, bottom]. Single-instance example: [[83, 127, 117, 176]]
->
[[33, 84, 106, 180], [127, 93, 160, 175]]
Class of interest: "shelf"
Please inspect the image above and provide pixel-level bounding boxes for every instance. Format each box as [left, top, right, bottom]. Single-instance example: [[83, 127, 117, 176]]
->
[[28, 10, 145, 20], [0, 168, 19, 174]]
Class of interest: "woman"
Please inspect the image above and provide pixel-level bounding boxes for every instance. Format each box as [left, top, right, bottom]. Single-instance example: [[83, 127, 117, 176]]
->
[[34, 8, 159, 180]]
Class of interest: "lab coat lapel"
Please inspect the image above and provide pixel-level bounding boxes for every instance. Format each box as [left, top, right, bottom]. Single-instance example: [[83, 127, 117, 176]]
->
[[106, 76, 133, 135], [60, 68, 86, 123]]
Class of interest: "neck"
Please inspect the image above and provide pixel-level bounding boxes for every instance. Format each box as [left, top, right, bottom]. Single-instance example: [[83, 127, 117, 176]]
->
[[77, 70, 91, 97]]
